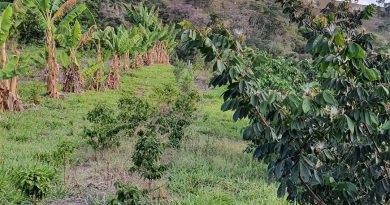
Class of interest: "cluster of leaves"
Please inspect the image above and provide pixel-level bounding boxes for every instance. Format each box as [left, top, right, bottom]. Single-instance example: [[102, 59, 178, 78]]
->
[[157, 90, 200, 147], [181, 1, 390, 204], [125, 3, 179, 54], [34, 141, 76, 167], [83, 98, 157, 152], [13, 166, 55, 202], [83, 104, 119, 151], [109, 182, 145, 205], [117, 97, 155, 136], [130, 125, 167, 181]]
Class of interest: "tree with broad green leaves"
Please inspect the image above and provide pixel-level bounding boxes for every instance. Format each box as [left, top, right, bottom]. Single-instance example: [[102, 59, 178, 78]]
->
[[181, 0, 390, 204]]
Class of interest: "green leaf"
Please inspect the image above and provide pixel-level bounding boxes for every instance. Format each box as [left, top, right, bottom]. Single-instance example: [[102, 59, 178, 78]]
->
[[334, 32, 345, 47], [324, 176, 336, 186], [347, 43, 366, 59], [334, 182, 358, 195], [72, 20, 81, 48], [0, 6, 13, 45], [216, 60, 225, 72], [0, 56, 28, 80], [382, 121, 390, 130], [58, 4, 87, 27], [299, 159, 311, 183], [345, 115, 355, 134], [302, 98, 311, 113], [323, 91, 337, 106]]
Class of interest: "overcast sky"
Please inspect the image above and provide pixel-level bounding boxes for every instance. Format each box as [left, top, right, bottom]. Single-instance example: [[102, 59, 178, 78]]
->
[[343, 0, 390, 5]]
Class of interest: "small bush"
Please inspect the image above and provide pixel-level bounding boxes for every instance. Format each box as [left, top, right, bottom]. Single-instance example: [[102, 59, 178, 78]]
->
[[131, 125, 166, 181], [109, 183, 145, 205], [83, 104, 120, 151], [117, 98, 155, 136], [13, 166, 55, 202], [157, 90, 200, 147], [153, 84, 179, 111]]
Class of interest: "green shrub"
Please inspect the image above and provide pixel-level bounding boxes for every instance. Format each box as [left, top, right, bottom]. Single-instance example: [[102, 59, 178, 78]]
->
[[13, 166, 55, 202], [153, 84, 179, 110], [109, 183, 145, 205], [131, 125, 166, 182], [157, 90, 200, 147], [83, 104, 120, 151], [117, 98, 155, 136]]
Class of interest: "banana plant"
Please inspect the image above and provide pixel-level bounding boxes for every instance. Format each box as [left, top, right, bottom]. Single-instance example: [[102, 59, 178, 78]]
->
[[103, 26, 142, 89], [84, 28, 110, 91], [57, 20, 97, 93], [25, 0, 92, 98], [0, 5, 26, 112], [117, 25, 143, 72], [125, 3, 178, 66]]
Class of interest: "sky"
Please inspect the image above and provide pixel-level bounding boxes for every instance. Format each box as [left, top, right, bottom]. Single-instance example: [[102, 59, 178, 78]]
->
[[340, 0, 390, 5]]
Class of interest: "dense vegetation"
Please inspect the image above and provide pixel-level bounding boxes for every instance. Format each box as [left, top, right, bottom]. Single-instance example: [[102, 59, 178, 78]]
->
[[0, 0, 389, 204]]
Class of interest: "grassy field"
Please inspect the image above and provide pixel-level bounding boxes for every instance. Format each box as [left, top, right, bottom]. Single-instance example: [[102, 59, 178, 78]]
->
[[0, 64, 286, 204]]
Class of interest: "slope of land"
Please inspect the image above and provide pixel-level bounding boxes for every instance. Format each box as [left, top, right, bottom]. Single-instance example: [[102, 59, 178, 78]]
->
[[0, 60, 287, 204]]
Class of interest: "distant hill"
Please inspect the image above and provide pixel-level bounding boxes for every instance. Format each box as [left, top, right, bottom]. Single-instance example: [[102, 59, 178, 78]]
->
[[88, 0, 389, 54]]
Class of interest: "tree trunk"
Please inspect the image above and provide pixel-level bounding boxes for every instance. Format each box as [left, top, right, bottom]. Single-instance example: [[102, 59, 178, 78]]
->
[[144, 46, 157, 66], [63, 63, 84, 93], [123, 51, 129, 72], [46, 31, 59, 98], [132, 54, 144, 68], [0, 44, 23, 112], [90, 45, 102, 91], [105, 54, 120, 89]]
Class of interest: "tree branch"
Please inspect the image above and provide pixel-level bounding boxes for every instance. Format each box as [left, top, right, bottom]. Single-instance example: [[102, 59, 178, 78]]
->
[[299, 176, 327, 205]]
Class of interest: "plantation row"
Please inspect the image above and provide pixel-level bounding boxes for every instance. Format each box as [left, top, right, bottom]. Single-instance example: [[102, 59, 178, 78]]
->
[[0, 0, 178, 112]]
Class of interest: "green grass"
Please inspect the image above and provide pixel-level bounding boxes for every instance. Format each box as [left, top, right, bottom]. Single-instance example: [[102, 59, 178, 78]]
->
[[0, 64, 286, 204]]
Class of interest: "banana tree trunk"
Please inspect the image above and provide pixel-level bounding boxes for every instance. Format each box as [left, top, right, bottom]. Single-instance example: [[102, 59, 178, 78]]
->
[[132, 54, 144, 68], [63, 51, 83, 93], [46, 31, 59, 98], [0, 45, 23, 112], [63, 64, 84, 93], [105, 54, 120, 89], [90, 45, 102, 91], [156, 42, 169, 65], [144, 46, 157, 66], [123, 51, 129, 72]]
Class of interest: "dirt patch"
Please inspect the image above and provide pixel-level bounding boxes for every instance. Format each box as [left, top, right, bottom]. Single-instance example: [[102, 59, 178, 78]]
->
[[195, 71, 211, 92], [48, 142, 172, 204]]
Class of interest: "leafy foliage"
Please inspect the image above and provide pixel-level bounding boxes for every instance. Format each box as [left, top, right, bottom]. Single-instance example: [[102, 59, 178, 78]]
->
[[13, 166, 55, 201], [109, 183, 145, 205], [131, 125, 166, 181], [157, 90, 200, 147], [181, 1, 390, 204], [83, 104, 120, 151], [117, 97, 155, 136]]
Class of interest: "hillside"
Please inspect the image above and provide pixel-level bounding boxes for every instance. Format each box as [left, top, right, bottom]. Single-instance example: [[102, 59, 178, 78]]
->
[[0, 63, 287, 204], [85, 0, 389, 55]]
